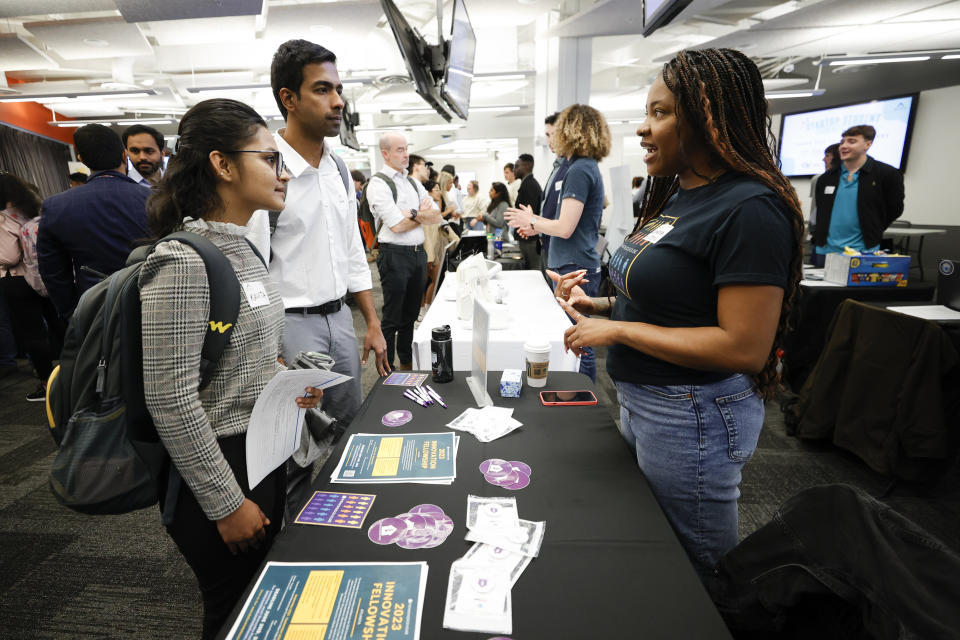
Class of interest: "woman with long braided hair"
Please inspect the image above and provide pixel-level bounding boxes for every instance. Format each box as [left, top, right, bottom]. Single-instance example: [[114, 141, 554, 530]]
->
[[552, 48, 803, 579]]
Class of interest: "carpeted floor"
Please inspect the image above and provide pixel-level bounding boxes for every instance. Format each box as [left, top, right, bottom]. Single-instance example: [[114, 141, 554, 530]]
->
[[1, 267, 957, 638]]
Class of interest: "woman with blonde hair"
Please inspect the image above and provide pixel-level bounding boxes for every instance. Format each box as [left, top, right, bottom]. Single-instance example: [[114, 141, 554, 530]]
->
[[505, 103, 611, 381]]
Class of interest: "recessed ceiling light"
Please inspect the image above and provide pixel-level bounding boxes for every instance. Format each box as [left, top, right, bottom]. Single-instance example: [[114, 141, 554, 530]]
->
[[83, 38, 109, 47]]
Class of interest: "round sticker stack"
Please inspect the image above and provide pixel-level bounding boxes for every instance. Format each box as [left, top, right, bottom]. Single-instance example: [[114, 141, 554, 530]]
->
[[381, 409, 413, 427], [367, 504, 454, 548], [479, 458, 531, 490]]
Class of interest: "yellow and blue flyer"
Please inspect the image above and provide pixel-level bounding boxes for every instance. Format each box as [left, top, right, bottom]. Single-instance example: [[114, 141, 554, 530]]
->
[[330, 433, 458, 485], [225, 561, 428, 640]]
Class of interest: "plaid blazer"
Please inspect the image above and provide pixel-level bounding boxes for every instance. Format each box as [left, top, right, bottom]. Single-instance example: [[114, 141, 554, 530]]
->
[[140, 219, 284, 520]]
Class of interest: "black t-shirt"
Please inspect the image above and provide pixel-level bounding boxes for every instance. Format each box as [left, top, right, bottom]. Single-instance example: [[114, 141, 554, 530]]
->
[[606, 173, 794, 385]]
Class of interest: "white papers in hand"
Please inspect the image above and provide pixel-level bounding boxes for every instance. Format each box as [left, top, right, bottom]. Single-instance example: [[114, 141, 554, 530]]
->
[[245, 368, 351, 490]]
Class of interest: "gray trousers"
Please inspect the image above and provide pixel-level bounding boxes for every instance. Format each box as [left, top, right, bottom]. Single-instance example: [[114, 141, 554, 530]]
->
[[281, 304, 362, 522]]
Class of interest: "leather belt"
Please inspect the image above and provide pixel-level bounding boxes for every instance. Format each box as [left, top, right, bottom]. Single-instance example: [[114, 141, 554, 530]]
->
[[379, 243, 423, 253], [286, 297, 345, 316]]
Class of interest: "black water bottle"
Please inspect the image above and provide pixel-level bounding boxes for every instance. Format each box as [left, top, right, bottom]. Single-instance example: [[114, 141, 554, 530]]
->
[[431, 325, 454, 383]]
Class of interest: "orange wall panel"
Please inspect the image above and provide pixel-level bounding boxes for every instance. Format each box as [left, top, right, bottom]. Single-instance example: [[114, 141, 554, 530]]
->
[[0, 101, 75, 146]]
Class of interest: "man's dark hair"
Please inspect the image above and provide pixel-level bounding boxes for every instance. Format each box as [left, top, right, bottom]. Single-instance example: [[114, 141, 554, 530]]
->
[[517, 153, 534, 168], [503, 162, 514, 172], [122, 124, 164, 151], [74, 124, 125, 171], [544, 112, 560, 126], [271, 39, 337, 120], [823, 143, 841, 170], [408, 154, 425, 173], [841, 124, 876, 142], [69, 172, 88, 184], [350, 169, 366, 184]]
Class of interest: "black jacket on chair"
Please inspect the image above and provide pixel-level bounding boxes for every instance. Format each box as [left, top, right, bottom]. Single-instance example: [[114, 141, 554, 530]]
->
[[710, 484, 960, 640], [812, 156, 905, 249]]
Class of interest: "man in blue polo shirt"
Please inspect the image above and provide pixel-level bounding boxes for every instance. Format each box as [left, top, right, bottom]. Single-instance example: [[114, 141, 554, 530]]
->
[[812, 124, 905, 267], [38, 124, 149, 318]]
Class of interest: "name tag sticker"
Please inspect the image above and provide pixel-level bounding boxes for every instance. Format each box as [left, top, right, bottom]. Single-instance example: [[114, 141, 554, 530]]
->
[[242, 281, 271, 308], [824, 186, 836, 195], [644, 223, 674, 244], [555, 180, 563, 192]]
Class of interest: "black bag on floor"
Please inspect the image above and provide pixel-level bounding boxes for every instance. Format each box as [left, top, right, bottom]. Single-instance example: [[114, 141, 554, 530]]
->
[[46, 232, 242, 515]]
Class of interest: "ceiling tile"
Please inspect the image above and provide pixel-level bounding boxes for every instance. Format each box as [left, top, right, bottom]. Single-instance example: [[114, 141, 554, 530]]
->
[[23, 17, 153, 60], [757, 0, 946, 29], [0, 0, 114, 19], [772, 22, 960, 57], [113, 0, 264, 23], [0, 33, 58, 71], [143, 15, 257, 46], [700, 26, 850, 58]]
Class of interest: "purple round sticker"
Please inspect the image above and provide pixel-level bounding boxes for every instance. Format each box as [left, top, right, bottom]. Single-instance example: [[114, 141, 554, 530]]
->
[[382, 409, 413, 427], [504, 471, 530, 490], [479, 458, 511, 478], [396, 534, 433, 549], [433, 514, 455, 536], [396, 513, 429, 530], [508, 461, 531, 476], [409, 503, 445, 517], [368, 517, 406, 545], [486, 469, 520, 487]]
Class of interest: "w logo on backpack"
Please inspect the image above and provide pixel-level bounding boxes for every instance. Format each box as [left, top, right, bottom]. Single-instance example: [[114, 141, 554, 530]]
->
[[208, 320, 234, 334]]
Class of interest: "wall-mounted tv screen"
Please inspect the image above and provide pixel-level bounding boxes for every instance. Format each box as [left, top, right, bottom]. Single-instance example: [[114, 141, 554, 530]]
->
[[379, 0, 452, 121], [441, 0, 476, 120], [778, 94, 918, 177], [643, 0, 693, 37], [340, 100, 361, 151]]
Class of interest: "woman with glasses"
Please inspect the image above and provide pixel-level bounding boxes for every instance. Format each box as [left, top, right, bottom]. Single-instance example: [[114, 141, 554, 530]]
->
[[142, 98, 322, 638]]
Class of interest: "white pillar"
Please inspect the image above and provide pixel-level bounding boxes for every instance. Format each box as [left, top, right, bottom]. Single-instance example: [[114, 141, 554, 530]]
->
[[532, 12, 592, 186]]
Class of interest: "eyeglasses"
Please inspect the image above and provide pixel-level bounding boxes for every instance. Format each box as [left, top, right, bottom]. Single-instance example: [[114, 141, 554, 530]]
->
[[223, 149, 284, 177]]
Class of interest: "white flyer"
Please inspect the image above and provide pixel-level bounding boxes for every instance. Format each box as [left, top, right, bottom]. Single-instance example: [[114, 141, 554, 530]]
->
[[466, 495, 520, 531], [442, 561, 512, 634], [461, 542, 532, 587], [465, 519, 546, 557], [245, 368, 351, 489]]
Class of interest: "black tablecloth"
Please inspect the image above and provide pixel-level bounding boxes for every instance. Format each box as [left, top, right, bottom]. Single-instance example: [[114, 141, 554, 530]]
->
[[782, 281, 935, 392], [218, 371, 732, 639]]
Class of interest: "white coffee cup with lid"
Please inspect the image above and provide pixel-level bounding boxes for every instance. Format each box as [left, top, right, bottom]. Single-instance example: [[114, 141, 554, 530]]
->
[[523, 339, 552, 388]]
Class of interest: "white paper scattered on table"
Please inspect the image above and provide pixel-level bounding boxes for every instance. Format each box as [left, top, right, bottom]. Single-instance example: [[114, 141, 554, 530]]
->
[[886, 305, 960, 321], [245, 368, 351, 490]]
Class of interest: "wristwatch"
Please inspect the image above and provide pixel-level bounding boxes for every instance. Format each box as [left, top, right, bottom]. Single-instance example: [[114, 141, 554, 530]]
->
[[530, 216, 536, 230], [409, 208, 418, 221]]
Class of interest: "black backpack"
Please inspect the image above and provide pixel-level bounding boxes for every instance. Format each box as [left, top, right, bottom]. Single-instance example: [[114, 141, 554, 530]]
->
[[46, 232, 243, 517]]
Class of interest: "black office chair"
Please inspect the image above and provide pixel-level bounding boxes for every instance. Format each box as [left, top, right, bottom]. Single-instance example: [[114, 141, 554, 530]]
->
[[881, 219, 911, 253], [937, 259, 960, 310]]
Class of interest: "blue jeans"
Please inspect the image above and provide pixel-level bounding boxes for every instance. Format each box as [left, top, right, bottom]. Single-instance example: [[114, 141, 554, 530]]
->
[[554, 263, 600, 382], [615, 374, 764, 577]]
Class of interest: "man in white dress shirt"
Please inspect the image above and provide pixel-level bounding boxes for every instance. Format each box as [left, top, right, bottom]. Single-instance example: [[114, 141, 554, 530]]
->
[[249, 40, 389, 518], [366, 132, 443, 370]]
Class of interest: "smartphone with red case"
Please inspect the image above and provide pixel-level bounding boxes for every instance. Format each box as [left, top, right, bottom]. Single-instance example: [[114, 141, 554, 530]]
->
[[539, 390, 598, 406]]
